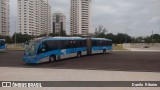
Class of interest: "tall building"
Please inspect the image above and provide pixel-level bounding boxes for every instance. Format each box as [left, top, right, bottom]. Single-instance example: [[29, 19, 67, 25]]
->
[[52, 13, 66, 34], [0, 0, 9, 36], [17, 0, 52, 36], [70, 0, 91, 36]]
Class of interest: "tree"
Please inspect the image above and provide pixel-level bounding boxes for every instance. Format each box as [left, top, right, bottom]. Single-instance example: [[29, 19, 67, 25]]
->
[[105, 33, 116, 43], [115, 33, 132, 44], [143, 34, 160, 43], [37, 34, 47, 37], [0, 35, 14, 43], [60, 30, 67, 36], [49, 30, 67, 37], [152, 34, 160, 43], [12, 33, 34, 43], [5, 36, 14, 43], [49, 33, 55, 37], [94, 25, 108, 38], [0, 35, 5, 39]]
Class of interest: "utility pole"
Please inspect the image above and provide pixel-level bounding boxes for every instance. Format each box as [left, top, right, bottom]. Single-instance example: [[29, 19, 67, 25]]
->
[[125, 26, 128, 43], [152, 30, 154, 46], [14, 20, 17, 45]]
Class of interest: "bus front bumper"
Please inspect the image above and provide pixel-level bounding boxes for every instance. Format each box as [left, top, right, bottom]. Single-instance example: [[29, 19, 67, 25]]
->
[[23, 56, 38, 64]]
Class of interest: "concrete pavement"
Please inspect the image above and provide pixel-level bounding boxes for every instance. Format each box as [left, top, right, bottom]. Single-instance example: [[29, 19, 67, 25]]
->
[[0, 67, 160, 90]]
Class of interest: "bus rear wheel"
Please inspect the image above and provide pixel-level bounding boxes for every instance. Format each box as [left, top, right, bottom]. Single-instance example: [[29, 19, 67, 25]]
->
[[103, 50, 107, 54], [77, 52, 82, 57], [49, 55, 56, 62]]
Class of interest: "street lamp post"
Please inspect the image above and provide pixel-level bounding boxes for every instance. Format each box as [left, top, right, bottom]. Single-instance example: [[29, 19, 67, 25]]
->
[[14, 20, 17, 45], [151, 30, 154, 46], [125, 26, 128, 43]]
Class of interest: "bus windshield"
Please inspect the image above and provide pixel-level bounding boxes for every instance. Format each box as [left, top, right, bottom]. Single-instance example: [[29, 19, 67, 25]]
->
[[25, 41, 39, 56]]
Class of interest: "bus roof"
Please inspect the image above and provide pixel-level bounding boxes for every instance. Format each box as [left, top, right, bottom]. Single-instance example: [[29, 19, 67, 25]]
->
[[31, 37, 112, 43], [32, 37, 85, 43], [91, 38, 112, 41]]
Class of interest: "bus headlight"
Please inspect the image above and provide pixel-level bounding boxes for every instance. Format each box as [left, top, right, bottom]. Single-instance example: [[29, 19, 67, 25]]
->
[[30, 56, 37, 59]]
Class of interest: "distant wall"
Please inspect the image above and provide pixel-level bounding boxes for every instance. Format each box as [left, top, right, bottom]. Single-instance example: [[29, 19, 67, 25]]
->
[[7, 43, 25, 50], [123, 43, 160, 50]]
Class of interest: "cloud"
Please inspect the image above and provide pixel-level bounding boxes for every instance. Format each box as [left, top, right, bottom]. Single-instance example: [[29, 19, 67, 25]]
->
[[92, 0, 160, 36], [149, 16, 160, 23]]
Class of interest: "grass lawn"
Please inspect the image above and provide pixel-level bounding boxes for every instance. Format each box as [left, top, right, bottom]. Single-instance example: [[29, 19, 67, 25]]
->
[[113, 44, 127, 50]]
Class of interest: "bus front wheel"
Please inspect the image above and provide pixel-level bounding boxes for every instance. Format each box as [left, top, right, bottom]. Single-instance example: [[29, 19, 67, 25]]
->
[[49, 55, 56, 62]]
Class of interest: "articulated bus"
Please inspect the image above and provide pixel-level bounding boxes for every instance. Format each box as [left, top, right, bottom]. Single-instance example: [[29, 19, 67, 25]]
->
[[23, 37, 112, 64], [0, 39, 6, 52]]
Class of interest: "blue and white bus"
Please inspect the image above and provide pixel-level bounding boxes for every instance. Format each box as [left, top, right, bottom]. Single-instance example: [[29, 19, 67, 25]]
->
[[0, 39, 7, 52], [23, 37, 112, 64]]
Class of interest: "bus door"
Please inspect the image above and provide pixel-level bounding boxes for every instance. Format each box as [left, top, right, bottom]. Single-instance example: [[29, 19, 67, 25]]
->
[[70, 40, 75, 53]]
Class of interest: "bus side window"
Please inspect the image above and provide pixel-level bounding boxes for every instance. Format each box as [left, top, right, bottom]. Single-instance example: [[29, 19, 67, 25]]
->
[[57, 40, 63, 49], [76, 40, 80, 48], [63, 40, 70, 49], [102, 41, 105, 46], [84, 40, 87, 47], [110, 41, 112, 46], [92, 40, 97, 46], [105, 41, 107, 46], [97, 41, 102, 46], [37, 43, 46, 54], [108, 41, 110, 46], [107, 41, 109, 46], [72, 41, 76, 48], [76, 40, 79, 48], [80, 40, 86, 47], [45, 41, 57, 51]]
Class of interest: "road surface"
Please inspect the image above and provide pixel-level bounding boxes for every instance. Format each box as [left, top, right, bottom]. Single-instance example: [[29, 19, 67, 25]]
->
[[0, 51, 160, 72]]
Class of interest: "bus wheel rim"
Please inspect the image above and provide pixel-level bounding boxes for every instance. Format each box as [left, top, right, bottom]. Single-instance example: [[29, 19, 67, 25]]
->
[[50, 56, 55, 61]]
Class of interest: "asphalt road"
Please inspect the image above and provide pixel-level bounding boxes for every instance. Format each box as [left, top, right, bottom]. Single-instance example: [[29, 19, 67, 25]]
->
[[0, 51, 160, 72]]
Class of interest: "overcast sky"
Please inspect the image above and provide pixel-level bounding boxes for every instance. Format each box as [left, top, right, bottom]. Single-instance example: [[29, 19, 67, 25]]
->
[[9, 0, 160, 36]]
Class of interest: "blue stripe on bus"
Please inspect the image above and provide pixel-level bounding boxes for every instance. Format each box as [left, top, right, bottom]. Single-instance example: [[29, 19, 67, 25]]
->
[[92, 46, 112, 51], [0, 46, 5, 49]]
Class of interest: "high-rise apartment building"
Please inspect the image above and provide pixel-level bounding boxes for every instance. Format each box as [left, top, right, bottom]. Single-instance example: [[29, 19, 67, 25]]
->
[[52, 13, 66, 34], [18, 0, 52, 36], [0, 0, 9, 36], [70, 0, 91, 36]]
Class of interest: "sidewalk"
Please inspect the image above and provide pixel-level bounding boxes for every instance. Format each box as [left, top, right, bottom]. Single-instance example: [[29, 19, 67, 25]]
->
[[0, 67, 160, 81], [0, 67, 160, 90]]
